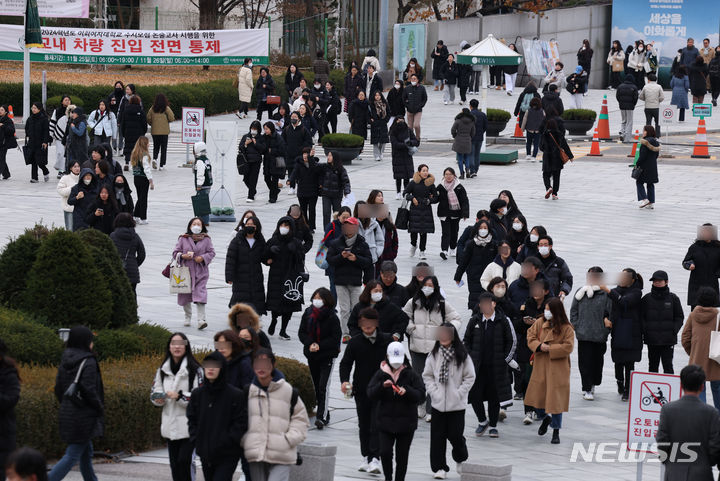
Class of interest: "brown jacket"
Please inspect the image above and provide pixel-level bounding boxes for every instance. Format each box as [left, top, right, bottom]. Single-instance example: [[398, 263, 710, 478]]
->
[[682, 306, 720, 381], [146, 106, 175, 135], [524, 319, 574, 413]]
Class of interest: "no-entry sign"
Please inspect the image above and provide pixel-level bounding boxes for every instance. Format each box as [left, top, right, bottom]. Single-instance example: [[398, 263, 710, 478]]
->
[[626, 371, 682, 453], [181, 107, 205, 144]]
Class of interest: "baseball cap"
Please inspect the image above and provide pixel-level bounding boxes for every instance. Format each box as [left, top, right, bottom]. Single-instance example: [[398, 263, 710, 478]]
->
[[387, 341, 405, 365], [650, 270, 668, 282], [343, 217, 359, 226]]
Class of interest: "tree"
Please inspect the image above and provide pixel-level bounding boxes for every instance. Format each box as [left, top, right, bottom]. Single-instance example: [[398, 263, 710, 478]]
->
[[396, 0, 423, 24], [191, 0, 276, 29]]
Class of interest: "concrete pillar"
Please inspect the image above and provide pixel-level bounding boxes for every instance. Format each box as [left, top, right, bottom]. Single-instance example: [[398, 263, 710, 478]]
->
[[289, 443, 337, 481], [460, 463, 512, 481]]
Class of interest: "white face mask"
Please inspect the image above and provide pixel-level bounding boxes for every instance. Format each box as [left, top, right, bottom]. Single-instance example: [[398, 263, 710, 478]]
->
[[512, 222, 523, 232], [394, 84, 401, 90], [421, 286, 434, 297], [389, 360, 403, 369], [250, 130, 258, 136], [314, 83, 321, 89], [411, 81, 418, 86], [190, 225, 202, 234], [538, 246, 550, 256], [500, 207, 508, 215], [478, 228, 489, 237], [312, 299, 324, 309], [279, 226, 290, 235], [409, 63, 415, 67], [371, 292, 383, 303], [544, 310, 553, 320], [83, 178, 92, 185], [530, 234, 539, 243], [248, 63, 253, 68], [493, 287, 506, 298]]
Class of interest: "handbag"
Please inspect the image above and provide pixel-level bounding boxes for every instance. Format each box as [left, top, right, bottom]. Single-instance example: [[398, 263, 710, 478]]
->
[[63, 359, 88, 407], [266, 95, 281, 105], [631, 166, 643, 180], [169, 258, 192, 294], [710, 316, 720, 364], [611, 59, 624, 72], [395, 199, 410, 230], [275, 156, 286, 170], [191, 193, 211, 217], [237, 150, 249, 175], [548, 132, 571, 164], [22, 145, 32, 165]]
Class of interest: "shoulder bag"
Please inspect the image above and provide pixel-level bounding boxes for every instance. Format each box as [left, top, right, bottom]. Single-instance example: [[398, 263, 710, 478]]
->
[[709, 316, 720, 364], [395, 198, 410, 230], [548, 132, 571, 164], [169, 256, 192, 294], [63, 359, 88, 407]]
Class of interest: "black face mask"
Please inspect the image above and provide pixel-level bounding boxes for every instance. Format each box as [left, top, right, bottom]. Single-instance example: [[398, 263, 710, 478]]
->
[[114, 183, 124, 191], [242, 339, 252, 349], [115, 87, 123, 95], [244, 225, 256, 235]]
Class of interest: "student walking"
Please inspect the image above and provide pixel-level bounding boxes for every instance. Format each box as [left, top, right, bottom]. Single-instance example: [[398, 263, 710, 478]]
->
[[634, 125, 660, 209], [539, 120, 573, 200], [404, 164, 438, 260], [437, 167, 469, 260], [451, 109, 476, 179], [130, 136, 154, 224], [24, 102, 51, 183], [389, 117, 418, 199], [641, 270, 684, 374], [147, 93, 175, 170]]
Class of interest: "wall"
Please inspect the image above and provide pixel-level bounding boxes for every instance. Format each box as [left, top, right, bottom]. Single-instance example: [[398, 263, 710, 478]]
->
[[424, 4, 612, 88]]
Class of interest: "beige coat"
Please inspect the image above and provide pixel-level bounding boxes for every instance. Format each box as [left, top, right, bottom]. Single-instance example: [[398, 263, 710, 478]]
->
[[524, 320, 574, 413], [242, 378, 309, 465], [403, 298, 462, 354], [146, 107, 175, 136], [682, 307, 720, 381], [238, 66, 254, 103], [639, 82, 665, 109]]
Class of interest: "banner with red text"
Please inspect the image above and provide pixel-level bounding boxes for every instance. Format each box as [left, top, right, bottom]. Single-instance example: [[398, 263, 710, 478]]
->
[[0, 0, 89, 18], [0, 25, 269, 65]]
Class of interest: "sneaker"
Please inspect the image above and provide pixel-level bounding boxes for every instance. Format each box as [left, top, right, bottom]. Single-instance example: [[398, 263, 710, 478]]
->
[[639, 200, 650, 209], [475, 422, 489, 436], [342, 334, 351, 344], [30, 179, 39, 183], [198, 321, 208, 330], [183, 319, 191, 327], [443, 100, 448, 105], [488, 428, 499, 438], [279, 331, 291, 341], [314, 419, 324, 430], [449, 248, 456, 257], [268, 322, 276, 336], [544, 188, 553, 199], [123, 164, 129, 171], [458, 101, 464, 106], [56, 171, 63, 179], [419, 251, 427, 260], [139, 219, 149, 225], [409, 245, 417, 257], [433, 471, 447, 480], [43, 174, 49, 182], [522, 414, 533, 425], [424, 413, 432, 423], [159, 166, 164, 171], [288, 187, 295, 195], [357, 457, 369, 472], [525, 154, 532, 160], [583, 92, 589, 96], [133, 217, 141, 223], [367, 458, 382, 474], [246, 197, 254, 203], [499, 409, 507, 422], [552, 194, 558, 200], [152, 160, 158, 170], [440, 251, 448, 260], [646, 203, 654, 210], [583, 391, 594, 401], [418, 404, 426, 419], [513, 393, 524, 400], [507, 91, 512, 96], [396, 192, 402, 200], [538, 415, 552, 435], [621, 392, 629, 402]]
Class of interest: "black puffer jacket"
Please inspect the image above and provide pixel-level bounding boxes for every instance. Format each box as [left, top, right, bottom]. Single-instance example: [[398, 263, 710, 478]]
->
[[85, 197, 119, 235], [289, 156, 321, 198], [402, 84, 427, 114], [24, 111, 51, 154], [369, 100, 390, 145], [264, 218, 306, 313], [616, 77, 639, 110], [641, 286, 684, 346], [349, 98, 370, 139], [67, 168, 99, 231], [225, 232, 267, 313], [298, 305, 342, 363], [344, 73, 366, 103], [348, 299, 410, 339], [319, 162, 350, 199], [54, 348, 104, 444], [539, 250, 573, 296], [455, 234, 498, 309], [239, 133, 267, 163], [463, 310, 516, 406], [635, 137, 660, 184], [683, 240, 720, 306], [112, 174, 135, 214], [0, 363, 20, 453], [382, 280, 410, 310], [516, 295, 550, 363], [255, 74, 276, 101], [390, 124, 417, 180], [539, 128, 573, 172], [367, 361, 426, 433], [541, 91, 565, 116], [263, 132, 286, 178], [609, 282, 644, 363], [121, 103, 147, 157], [326, 234, 372, 287], [110, 226, 146, 284], [440, 61, 459, 85], [282, 124, 311, 175], [387, 86, 406, 117], [437, 181, 469, 218], [404, 172, 437, 234]]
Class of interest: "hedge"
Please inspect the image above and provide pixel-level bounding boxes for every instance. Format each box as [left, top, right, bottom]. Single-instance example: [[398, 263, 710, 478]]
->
[[0, 307, 63, 365], [0, 224, 50, 309], [561, 108, 597, 121], [319, 133, 364, 148], [94, 323, 171, 361], [486, 108, 512, 122], [17, 353, 316, 459]]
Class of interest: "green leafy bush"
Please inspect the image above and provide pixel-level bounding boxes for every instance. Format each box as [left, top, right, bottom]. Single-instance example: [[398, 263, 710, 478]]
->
[[0, 225, 50, 308], [124, 323, 173, 356], [94, 329, 146, 360], [76, 229, 138, 328], [561, 109, 597, 121], [486, 108, 512, 122], [276, 357, 317, 414], [23, 229, 113, 330], [0, 307, 63, 365], [320, 133, 364, 148], [46, 95, 84, 112]]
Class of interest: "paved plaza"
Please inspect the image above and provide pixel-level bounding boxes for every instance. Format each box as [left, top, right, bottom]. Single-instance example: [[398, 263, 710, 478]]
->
[[3, 87, 720, 480]]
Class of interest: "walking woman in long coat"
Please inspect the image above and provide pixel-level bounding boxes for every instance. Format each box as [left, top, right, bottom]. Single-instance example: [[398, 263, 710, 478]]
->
[[403, 164, 437, 260], [389, 117, 418, 199], [172, 217, 216, 330], [225, 214, 267, 313]]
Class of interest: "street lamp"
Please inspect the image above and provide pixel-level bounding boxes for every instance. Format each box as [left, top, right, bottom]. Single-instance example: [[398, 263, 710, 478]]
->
[[58, 328, 70, 343]]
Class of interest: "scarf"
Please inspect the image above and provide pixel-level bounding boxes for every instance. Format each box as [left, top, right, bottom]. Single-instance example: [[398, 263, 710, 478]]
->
[[191, 233, 206, 243], [439, 345, 455, 384], [442, 177, 460, 210], [307, 307, 322, 343], [115, 187, 127, 206], [345, 234, 357, 247], [574, 285, 600, 301], [374, 98, 386, 118], [474, 233, 492, 246], [381, 361, 405, 384]]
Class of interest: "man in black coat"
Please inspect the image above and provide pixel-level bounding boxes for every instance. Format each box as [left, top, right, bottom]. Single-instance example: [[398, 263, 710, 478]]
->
[[541, 84, 565, 117], [641, 270, 685, 374], [508, 257, 545, 309], [616, 74, 639, 142], [537, 236, 573, 299], [327, 217, 373, 341], [339, 310, 393, 474], [463, 293, 518, 438], [682, 224, 720, 309], [379, 260, 410, 309], [656, 364, 720, 481]]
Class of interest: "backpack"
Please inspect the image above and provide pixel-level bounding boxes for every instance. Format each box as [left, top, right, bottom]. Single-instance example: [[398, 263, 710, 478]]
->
[[520, 93, 533, 112]]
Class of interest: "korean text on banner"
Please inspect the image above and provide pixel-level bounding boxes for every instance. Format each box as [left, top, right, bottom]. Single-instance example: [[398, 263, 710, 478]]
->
[[626, 371, 682, 453], [182, 108, 205, 145], [0, 25, 269, 65], [0, 0, 89, 18]]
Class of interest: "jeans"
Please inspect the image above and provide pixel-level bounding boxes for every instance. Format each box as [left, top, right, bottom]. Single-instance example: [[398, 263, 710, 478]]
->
[[373, 143, 386, 161], [308, 358, 335, 422], [202, 455, 240, 481], [410, 232, 427, 251], [644, 108, 660, 137], [379, 431, 414, 481], [456, 152, 471, 175], [167, 438, 195, 481], [577, 340, 606, 392], [63, 211, 73, 231], [620, 109, 634, 142], [336, 284, 362, 336], [470, 140, 482, 173], [526, 131, 540, 157], [440, 217, 460, 251], [298, 195, 318, 230], [647, 345, 674, 374], [429, 409, 468, 473], [543, 170, 561, 194], [636, 181, 655, 203], [443, 84, 456, 103], [243, 161, 262, 199], [152, 134, 169, 167], [699, 381, 720, 412], [406, 111, 422, 140], [504, 73, 517, 94], [133, 175, 150, 220], [535, 409, 562, 429], [248, 463, 290, 481], [322, 195, 342, 231], [48, 441, 97, 481], [410, 351, 432, 413]]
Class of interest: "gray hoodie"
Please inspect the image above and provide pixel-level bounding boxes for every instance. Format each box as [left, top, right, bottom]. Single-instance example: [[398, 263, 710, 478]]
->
[[570, 286, 612, 343]]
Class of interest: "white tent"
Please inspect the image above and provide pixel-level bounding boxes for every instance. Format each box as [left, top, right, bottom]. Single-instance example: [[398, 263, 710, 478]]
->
[[456, 34, 523, 66]]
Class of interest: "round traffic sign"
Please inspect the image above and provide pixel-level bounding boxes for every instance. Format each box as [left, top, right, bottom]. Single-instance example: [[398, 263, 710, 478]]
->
[[661, 107, 675, 124]]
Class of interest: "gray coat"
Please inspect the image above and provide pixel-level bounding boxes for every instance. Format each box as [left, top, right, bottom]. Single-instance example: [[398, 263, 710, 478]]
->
[[657, 395, 720, 481], [451, 111, 476, 154], [570, 287, 612, 343]]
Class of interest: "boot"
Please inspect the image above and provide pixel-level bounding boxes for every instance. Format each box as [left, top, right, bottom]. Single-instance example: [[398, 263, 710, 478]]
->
[[196, 303, 208, 330], [551, 428, 560, 444], [440, 83, 445, 91], [268, 317, 277, 335], [183, 304, 192, 327]]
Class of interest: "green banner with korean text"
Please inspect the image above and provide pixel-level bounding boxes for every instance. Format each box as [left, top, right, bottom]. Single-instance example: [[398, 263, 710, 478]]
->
[[0, 25, 269, 65]]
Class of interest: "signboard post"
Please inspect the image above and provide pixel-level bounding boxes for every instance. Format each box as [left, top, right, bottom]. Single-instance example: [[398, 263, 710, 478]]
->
[[627, 371, 682, 480], [660, 107, 676, 158], [392, 23, 426, 78], [206, 120, 238, 222], [693, 103, 713, 118], [181, 107, 205, 167]]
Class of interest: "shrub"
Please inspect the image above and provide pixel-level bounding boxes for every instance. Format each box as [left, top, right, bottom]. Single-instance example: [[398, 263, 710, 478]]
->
[[76, 229, 138, 328], [486, 108, 512, 122], [319, 133, 364, 148], [124, 323, 173, 356], [94, 329, 146, 360], [46, 95, 84, 112], [561, 108, 597, 121], [0, 307, 63, 365], [0, 227, 48, 308], [276, 357, 317, 414], [23, 229, 113, 330]]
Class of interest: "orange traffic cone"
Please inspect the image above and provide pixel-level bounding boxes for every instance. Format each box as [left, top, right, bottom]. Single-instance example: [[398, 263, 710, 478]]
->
[[597, 95, 611, 140], [691, 117, 710, 158], [587, 128, 602, 156], [627, 130, 640, 158], [8, 105, 14, 120], [512, 115, 524, 138]]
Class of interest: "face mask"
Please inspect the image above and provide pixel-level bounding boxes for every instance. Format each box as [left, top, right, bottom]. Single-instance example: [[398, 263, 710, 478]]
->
[[250, 130, 258, 136], [312, 298, 324, 309], [314, 83, 321, 89], [389, 360, 403, 369], [114, 183, 124, 191], [242, 339, 252, 348], [512, 222, 522, 232], [544, 310, 553, 320], [500, 207, 507, 215], [421, 286, 434, 297], [371, 292, 383, 303], [411, 81, 418, 86], [244, 225, 256, 235], [493, 287, 506, 298], [478, 228, 489, 237], [279, 226, 290, 235], [83, 178, 92, 185], [291, 119, 299, 125], [191, 225, 202, 234], [638, 47, 644, 52], [248, 63, 253, 68], [410, 63, 415, 67], [530, 234, 539, 243], [538, 246, 550, 256], [394, 84, 401, 90]]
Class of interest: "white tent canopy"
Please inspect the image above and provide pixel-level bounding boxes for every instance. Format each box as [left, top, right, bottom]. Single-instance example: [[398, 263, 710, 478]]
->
[[457, 34, 523, 66]]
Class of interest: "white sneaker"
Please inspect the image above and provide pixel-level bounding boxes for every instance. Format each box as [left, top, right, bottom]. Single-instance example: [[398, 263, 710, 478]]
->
[[646, 203, 654, 210], [409, 245, 417, 257], [367, 458, 382, 474], [139, 219, 148, 225], [443, 101, 448, 105], [418, 404, 426, 419], [246, 198, 254, 203], [522, 414, 533, 425], [456, 462, 463, 474], [639, 200, 650, 209], [357, 457, 369, 472], [424, 413, 432, 423], [419, 251, 427, 260], [288, 187, 295, 195], [525, 154, 532, 160], [449, 248, 456, 257], [396, 192, 402, 200], [433, 470, 447, 479], [183, 319, 191, 327], [583, 391, 594, 401]]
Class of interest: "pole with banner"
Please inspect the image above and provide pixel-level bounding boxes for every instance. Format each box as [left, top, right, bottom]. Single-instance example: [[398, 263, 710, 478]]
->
[[660, 106, 676, 158], [23, 0, 43, 122]]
